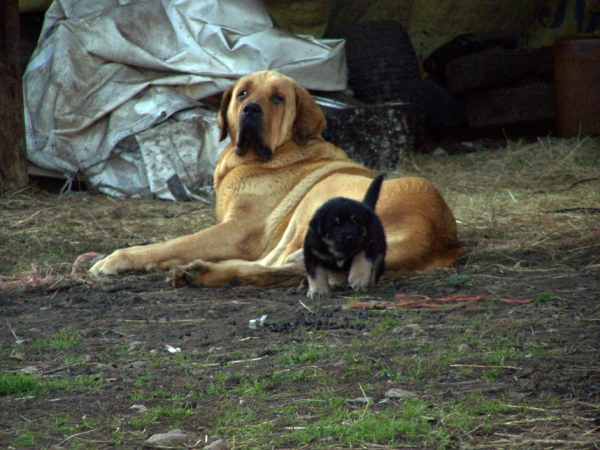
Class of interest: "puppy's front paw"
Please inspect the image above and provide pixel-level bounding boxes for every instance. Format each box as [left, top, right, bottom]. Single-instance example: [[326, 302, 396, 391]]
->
[[327, 271, 347, 288], [348, 253, 373, 291], [307, 266, 330, 300], [307, 287, 330, 300]]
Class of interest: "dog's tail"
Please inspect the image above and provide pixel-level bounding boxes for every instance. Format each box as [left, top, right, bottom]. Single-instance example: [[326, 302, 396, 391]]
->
[[362, 174, 385, 210]]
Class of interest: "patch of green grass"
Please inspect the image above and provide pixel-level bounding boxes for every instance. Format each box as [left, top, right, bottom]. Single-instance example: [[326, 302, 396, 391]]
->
[[42, 374, 104, 394], [134, 374, 152, 387], [481, 345, 517, 366], [0, 371, 104, 397], [444, 273, 472, 288], [278, 343, 326, 365], [31, 326, 80, 350], [0, 371, 39, 396], [371, 313, 400, 335], [393, 355, 425, 381], [524, 343, 548, 357], [12, 432, 36, 447], [129, 405, 193, 428], [129, 389, 146, 401], [483, 368, 499, 382], [535, 292, 552, 302]]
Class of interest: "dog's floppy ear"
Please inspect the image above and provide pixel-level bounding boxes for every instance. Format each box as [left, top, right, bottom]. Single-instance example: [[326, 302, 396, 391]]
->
[[293, 84, 327, 146], [217, 84, 235, 142]]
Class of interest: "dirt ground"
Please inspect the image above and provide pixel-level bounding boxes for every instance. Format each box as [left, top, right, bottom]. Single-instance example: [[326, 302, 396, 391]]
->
[[1, 138, 599, 449]]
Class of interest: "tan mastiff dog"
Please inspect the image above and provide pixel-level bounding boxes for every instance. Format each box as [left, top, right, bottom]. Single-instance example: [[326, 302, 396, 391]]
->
[[90, 70, 462, 287]]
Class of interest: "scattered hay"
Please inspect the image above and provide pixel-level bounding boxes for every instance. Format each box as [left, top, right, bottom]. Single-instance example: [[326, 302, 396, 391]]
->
[[396, 136, 600, 271]]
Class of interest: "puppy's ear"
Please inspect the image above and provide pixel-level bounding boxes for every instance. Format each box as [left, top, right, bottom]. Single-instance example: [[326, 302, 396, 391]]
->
[[217, 84, 235, 142], [293, 84, 327, 146], [309, 214, 322, 236]]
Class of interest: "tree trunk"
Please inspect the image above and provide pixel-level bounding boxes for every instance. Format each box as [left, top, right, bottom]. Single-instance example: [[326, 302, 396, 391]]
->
[[0, 0, 29, 193]]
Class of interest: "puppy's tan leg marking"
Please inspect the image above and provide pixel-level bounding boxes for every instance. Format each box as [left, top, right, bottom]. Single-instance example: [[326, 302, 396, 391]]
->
[[328, 271, 347, 288], [348, 252, 374, 291], [307, 266, 330, 299]]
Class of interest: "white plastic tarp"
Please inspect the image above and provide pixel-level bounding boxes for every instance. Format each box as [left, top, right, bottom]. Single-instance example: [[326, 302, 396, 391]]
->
[[23, 0, 347, 200]]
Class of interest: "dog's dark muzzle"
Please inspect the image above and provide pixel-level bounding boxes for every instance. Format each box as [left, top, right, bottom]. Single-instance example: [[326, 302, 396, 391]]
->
[[242, 102, 262, 118], [236, 102, 273, 160]]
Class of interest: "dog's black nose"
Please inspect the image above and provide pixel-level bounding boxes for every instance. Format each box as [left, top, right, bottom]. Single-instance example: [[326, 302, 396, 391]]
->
[[242, 102, 262, 116]]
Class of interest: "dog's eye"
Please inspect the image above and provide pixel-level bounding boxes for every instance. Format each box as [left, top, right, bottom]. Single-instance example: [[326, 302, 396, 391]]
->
[[271, 94, 285, 104], [237, 90, 248, 99], [334, 217, 340, 224], [350, 215, 357, 224]]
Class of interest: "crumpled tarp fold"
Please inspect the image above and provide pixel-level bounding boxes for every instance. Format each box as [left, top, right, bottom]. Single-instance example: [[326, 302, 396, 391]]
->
[[24, 0, 347, 200]]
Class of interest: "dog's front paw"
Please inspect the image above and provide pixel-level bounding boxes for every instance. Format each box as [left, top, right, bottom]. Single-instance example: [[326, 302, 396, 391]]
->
[[89, 250, 132, 276]]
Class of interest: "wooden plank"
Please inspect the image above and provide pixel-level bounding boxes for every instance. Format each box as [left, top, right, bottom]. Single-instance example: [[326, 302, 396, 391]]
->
[[0, 0, 29, 192]]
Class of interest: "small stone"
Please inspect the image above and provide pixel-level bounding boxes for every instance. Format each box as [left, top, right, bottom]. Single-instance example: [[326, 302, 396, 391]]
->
[[20, 366, 38, 374], [144, 429, 186, 448], [385, 388, 416, 399], [457, 344, 472, 354], [128, 341, 143, 352], [130, 404, 148, 413], [509, 392, 525, 401], [432, 147, 448, 157], [405, 324, 421, 332], [205, 438, 230, 450], [9, 352, 25, 361], [132, 360, 147, 369], [346, 396, 372, 405]]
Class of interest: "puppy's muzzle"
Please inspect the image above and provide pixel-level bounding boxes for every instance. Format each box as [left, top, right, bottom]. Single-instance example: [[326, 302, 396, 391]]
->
[[341, 232, 357, 244], [236, 102, 273, 160], [334, 231, 359, 253]]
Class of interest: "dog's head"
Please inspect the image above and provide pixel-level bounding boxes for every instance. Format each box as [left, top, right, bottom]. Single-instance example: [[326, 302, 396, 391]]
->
[[310, 198, 373, 258], [217, 71, 327, 160]]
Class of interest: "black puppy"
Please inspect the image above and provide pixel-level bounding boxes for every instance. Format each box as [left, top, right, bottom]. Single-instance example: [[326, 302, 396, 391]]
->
[[303, 174, 387, 299]]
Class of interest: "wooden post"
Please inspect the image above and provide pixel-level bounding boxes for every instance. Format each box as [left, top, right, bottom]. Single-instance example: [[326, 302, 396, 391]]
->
[[0, 0, 29, 193]]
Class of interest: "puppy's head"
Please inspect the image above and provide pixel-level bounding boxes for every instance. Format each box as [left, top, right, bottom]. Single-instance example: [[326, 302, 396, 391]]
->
[[217, 71, 327, 160], [310, 198, 372, 258]]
